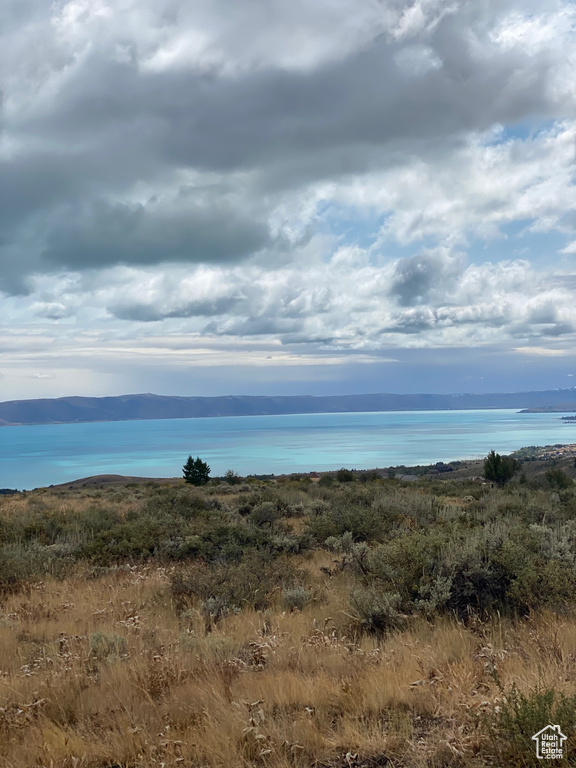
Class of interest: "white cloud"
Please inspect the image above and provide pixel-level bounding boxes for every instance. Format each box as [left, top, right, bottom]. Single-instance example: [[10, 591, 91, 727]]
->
[[514, 347, 568, 357], [3, 0, 576, 396], [560, 240, 576, 254]]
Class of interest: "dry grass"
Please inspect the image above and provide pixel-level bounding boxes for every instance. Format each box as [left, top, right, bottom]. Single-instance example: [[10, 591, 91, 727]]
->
[[1, 560, 576, 768], [3, 477, 576, 768]]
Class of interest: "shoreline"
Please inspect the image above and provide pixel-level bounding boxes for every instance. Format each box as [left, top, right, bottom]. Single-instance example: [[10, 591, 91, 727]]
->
[[0, 405, 530, 428], [2, 442, 574, 493]]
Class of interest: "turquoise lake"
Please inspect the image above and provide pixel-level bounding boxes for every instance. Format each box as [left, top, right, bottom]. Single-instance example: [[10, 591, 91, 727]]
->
[[1, 409, 575, 490]]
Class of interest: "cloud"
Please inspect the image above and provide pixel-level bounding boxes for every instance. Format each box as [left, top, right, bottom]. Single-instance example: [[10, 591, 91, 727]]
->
[[514, 347, 568, 356], [2, 0, 576, 398], [42, 196, 271, 270], [13, 251, 564, 355], [2, 0, 575, 285], [31, 301, 74, 320], [390, 250, 462, 306]]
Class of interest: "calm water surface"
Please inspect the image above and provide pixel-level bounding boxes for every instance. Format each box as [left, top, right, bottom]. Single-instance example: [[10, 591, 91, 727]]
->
[[1, 409, 575, 490]]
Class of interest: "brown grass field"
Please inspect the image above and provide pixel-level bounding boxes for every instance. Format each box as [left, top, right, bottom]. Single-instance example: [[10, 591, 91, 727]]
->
[[2, 465, 576, 767]]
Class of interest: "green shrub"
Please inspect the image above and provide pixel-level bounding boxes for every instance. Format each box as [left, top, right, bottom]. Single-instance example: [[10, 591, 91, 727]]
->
[[282, 586, 312, 611], [169, 554, 296, 612], [270, 532, 311, 555], [0, 544, 36, 593], [306, 502, 384, 543], [415, 575, 453, 616], [142, 488, 210, 519], [81, 517, 166, 563], [223, 469, 242, 485], [445, 549, 511, 618], [508, 559, 576, 612], [89, 632, 128, 662], [349, 587, 405, 635], [335, 468, 355, 483], [545, 468, 573, 490], [356, 530, 444, 604], [201, 596, 232, 625], [325, 530, 355, 553], [249, 501, 281, 527], [193, 522, 273, 562], [488, 685, 576, 766], [0, 543, 75, 593], [359, 471, 382, 483]]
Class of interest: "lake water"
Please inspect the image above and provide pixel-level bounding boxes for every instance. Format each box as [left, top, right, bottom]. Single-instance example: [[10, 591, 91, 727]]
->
[[1, 409, 574, 490]]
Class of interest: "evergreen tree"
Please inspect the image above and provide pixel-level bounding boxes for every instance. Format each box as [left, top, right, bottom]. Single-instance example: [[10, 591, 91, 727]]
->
[[484, 450, 516, 486], [183, 455, 211, 486]]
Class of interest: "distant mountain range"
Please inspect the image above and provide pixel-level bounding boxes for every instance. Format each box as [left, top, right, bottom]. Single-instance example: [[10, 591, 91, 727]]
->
[[1, 389, 576, 426]]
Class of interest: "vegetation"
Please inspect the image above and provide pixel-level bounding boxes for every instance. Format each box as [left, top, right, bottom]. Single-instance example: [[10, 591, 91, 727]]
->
[[1, 449, 576, 766], [182, 455, 211, 485], [223, 469, 242, 485], [335, 467, 355, 482], [484, 449, 517, 485]]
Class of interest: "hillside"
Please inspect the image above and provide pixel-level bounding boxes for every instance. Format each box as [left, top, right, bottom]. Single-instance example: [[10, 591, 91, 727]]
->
[[2, 462, 576, 767], [2, 388, 576, 425]]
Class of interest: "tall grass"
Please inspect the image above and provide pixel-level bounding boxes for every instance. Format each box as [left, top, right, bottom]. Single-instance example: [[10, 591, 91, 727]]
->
[[2, 474, 576, 766]]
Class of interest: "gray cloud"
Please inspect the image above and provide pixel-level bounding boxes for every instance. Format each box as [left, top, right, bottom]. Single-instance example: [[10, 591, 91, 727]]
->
[[1, 0, 570, 291], [3, 0, 576, 401], [112, 294, 242, 321], [390, 252, 461, 305], [391, 255, 438, 305], [16, 7, 556, 174], [42, 197, 270, 270]]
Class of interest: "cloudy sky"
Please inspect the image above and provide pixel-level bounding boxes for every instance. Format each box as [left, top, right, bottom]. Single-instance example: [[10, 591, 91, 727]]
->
[[3, 0, 576, 401]]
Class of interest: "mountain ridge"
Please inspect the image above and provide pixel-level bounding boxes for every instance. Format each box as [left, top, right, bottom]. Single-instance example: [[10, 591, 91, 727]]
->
[[1, 389, 576, 426]]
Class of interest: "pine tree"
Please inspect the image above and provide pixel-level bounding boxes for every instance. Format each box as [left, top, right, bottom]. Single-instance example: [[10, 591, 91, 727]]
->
[[483, 450, 516, 486], [182, 455, 211, 486]]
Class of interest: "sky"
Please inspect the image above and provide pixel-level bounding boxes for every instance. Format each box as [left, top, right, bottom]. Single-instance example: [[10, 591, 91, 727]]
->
[[2, 0, 576, 401]]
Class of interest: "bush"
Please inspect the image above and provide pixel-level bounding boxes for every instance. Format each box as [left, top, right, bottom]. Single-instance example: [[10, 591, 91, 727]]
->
[[0, 543, 75, 593], [545, 468, 573, 490], [0, 544, 37, 593], [223, 469, 242, 485], [89, 632, 128, 662], [282, 586, 312, 611], [355, 530, 444, 606], [445, 548, 511, 618], [249, 501, 281, 527], [142, 488, 210, 519], [488, 685, 576, 766], [306, 500, 384, 543], [349, 587, 405, 635], [347, 523, 573, 619], [508, 558, 576, 612], [336, 468, 355, 483], [201, 596, 231, 625], [169, 554, 297, 612], [81, 517, 166, 563], [359, 471, 382, 483]]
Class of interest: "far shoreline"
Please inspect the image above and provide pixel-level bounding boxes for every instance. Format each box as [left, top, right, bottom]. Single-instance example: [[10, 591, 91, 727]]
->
[[0, 404, 547, 429], [2, 387, 576, 427], [2, 442, 575, 494]]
